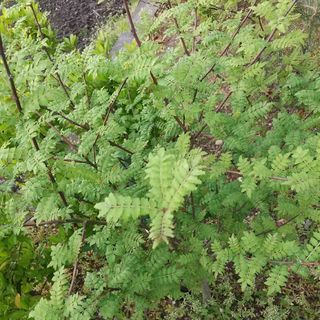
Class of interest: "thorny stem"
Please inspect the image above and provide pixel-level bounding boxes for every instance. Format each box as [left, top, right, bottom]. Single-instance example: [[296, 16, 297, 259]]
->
[[0, 34, 68, 206]]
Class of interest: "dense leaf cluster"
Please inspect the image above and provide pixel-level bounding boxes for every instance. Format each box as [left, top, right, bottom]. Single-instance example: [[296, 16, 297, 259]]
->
[[0, 0, 319, 318]]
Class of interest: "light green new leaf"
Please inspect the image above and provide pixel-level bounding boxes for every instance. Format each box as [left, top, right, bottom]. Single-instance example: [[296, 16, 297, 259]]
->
[[95, 193, 156, 223]]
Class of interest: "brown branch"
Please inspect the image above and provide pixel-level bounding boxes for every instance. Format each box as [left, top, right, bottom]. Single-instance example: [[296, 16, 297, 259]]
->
[[52, 157, 89, 165], [191, 90, 232, 142], [0, 35, 23, 114], [167, 0, 190, 56], [52, 156, 97, 170], [270, 260, 320, 268], [22, 218, 107, 228], [256, 213, 300, 237], [83, 156, 98, 170], [40, 105, 89, 130], [150, 71, 158, 85], [192, 1, 258, 104], [174, 116, 187, 133], [191, 123, 208, 144], [215, 91, 232, 112], [0, 34, 68, 206], [221, 1, 258, 57], [123, 0, 142, 47], [209, 5, 255, 24], [258, 17, 265, 32], [248, 28, 277, 66], [103, 79, 128, 126], [122, 0, 158, 85], [108, 140, 134, 155], [69, 222, 87, 295]]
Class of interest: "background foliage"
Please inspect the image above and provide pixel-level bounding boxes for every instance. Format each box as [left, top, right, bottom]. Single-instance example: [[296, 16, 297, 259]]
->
[[0, 0, 319, 319]]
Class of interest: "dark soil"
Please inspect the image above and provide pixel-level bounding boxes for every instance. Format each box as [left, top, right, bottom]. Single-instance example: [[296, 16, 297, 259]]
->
[[37, 0, 125, 48]]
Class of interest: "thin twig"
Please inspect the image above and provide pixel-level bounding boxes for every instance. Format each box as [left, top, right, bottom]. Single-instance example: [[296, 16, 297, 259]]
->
[[174, 116, 187, 133], [191, 123, 208, 143], [22, 218, 107, 228], [215, 91, 232, 112], [192, 8, 199, 53], [69, 222, 87, 295], [52, 157, 89, 165], [226, 170, 288, 182], [256, 213, 300, 236], [40, 105, 89, 130], [35, 111, 78, 151], [192, 0, 258, 104], [36, 112, 97, 169], [107, 140, 147, 164], [108, 140, 134, 155], [83, 73, 91, 109], [91, 78, 128, 151], [190, 193, 196, 219], [258, 17, 264, 32], [0, 35, 23, 113], [122, 0, 158, 85], [103, 79, 128, 126], [270, 260, 320, 268]]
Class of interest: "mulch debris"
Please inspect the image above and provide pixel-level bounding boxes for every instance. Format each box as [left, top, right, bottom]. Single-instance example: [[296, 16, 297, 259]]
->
[[37, 0, 125, 48]]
